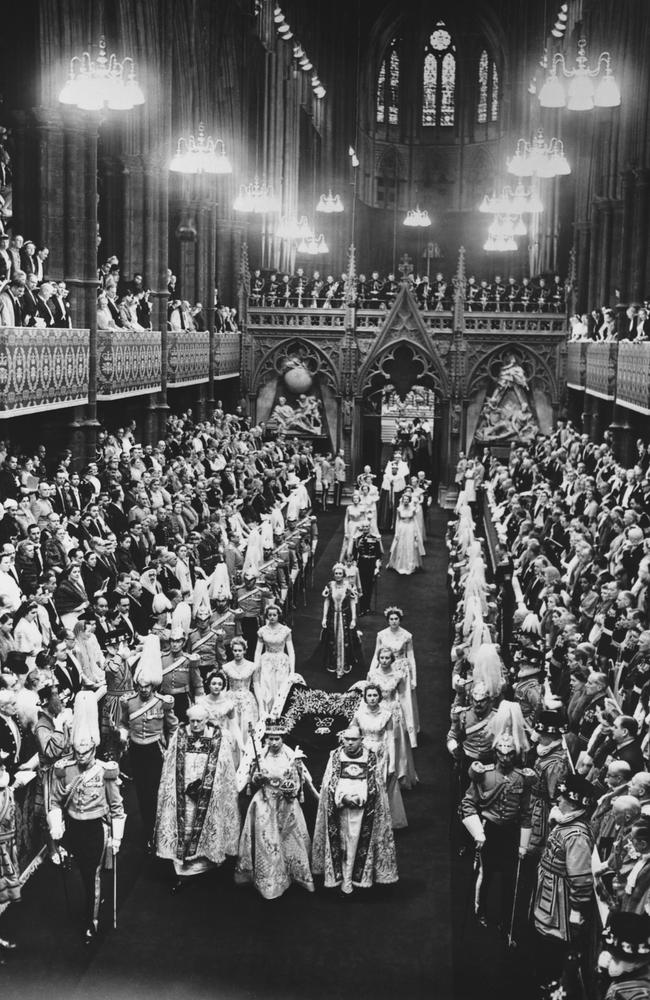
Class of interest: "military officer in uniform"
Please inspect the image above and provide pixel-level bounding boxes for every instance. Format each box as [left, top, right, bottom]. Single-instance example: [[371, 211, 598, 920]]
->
[[352, 521, 382, 616], [48, 692, 126, 942], [447, 681, 497, 779], [461, 733, 534, 927], [119, 636, 178, 848], [188, 605, 223, 682], [533, 773, 595, 996], [160, 625, 202, 722], [235, 570, 273, 653]]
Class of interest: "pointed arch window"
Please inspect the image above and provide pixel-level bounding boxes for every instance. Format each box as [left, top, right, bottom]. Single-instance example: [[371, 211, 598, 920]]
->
[[422, 21, 456, 127], [477, 49, 500, 123], [376, 38, 400, 126]]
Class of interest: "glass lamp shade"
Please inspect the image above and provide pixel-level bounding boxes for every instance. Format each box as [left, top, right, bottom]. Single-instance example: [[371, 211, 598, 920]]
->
[[594, 71, 621, 108], [76, 76, 106, 112], [567, 74, 595, 111], [59, 71, 80, 105], [538, 73, 566, 108]]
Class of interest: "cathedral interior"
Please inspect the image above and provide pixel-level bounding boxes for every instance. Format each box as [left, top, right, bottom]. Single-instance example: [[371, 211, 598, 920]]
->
[[0, 1, 649, 998]]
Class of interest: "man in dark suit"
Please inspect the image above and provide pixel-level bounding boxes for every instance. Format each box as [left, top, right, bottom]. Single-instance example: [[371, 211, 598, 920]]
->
[[52, 640, 81, 701], [51, 471, 72, 518], [21, 273, 39, 326], [35, 282, 56, 327], [50, 281, 72, 328], [0, 456, 21, 502]]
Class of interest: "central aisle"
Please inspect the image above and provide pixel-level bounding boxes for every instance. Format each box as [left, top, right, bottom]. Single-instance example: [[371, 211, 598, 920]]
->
[[6, 508, 452, 1000]]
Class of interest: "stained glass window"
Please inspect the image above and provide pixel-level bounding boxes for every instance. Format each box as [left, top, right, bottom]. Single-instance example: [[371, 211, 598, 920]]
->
[[376, 61, 386, 124], [491, 64, 499, 121], [478, 50, 489, 123], [389, 50, 400, 125], [422, 54, 437, 127], [376, 39, 400, 126], [477, 49, 499, 124], [422, 21, 455, 127]]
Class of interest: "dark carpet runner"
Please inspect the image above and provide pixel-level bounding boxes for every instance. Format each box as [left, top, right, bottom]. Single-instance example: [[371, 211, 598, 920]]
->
[[4, 508, 452, 1000]]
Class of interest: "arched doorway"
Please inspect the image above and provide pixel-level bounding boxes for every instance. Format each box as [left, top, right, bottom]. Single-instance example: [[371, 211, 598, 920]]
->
[[359, 341, 442, 487]]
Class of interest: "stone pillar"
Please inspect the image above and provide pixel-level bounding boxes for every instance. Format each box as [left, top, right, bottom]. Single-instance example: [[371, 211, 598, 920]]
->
[[121, 154, 145, 280], [618, 170, 635, 301], [61, 109, 100, 462], [11, 108, 66, 273], [631, 169, 650, 302], [598, 201, 613, 307]]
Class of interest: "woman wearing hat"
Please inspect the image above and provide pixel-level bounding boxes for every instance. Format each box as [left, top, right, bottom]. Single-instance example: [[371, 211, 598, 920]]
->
[[235, 716, 314, 899]]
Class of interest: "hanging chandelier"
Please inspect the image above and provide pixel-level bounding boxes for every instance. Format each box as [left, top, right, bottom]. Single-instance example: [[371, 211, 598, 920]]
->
[[483, 217, 522, 252], [59, 35, 145, 111], [316, 190, 344, 214], [276, 216, 313, 240], [403, 206, 432, 228], [507, 129, 571, 178], [233, 177, 281, 213], [169, 123, 232, 174], [297, 233, 329, 255], [538, 37, 621, 110], [478, 183, 543, 216]]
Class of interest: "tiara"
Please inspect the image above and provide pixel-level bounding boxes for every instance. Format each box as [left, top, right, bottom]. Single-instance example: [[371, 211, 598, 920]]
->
[[332, 562, 346, 573], [384, 605, 403, 619]]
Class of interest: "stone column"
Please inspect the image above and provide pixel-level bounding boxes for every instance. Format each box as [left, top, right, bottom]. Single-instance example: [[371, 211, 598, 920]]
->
[[608, 404, 635, 466], [631, 169, 650, 301]]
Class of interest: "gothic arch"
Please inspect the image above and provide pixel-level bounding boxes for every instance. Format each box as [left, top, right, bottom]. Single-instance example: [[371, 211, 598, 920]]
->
[[251, 337, 343, 397], [356, 287, 451, 398], [464, 342, 559, 403]]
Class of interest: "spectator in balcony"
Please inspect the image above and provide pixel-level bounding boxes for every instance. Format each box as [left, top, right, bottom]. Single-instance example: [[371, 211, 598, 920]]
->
[[597, 307, 617, 342], [0, 233, 12, 284], [21, 273, 39, 327], [51, 282, 72, 329], [104, 286, 123, 328], [168, 299, 185, 331], [7, 235, 22, 276], [19, 239, 36, 277], [0, 272, 24, 327], [97, 290, 117, 331], [119, 291, 145, 333], [34, 282, 56, 328], [633, 307, 649, 341], [190, 302, 204, 331], [33, 246, 49, 283], [135, 289, 152, 330]]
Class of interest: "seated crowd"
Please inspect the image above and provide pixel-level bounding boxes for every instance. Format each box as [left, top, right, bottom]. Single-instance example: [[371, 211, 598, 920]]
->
[[570, 302, 650, 343], [448, 422, 650, 997], [249, 266, 568, 314]]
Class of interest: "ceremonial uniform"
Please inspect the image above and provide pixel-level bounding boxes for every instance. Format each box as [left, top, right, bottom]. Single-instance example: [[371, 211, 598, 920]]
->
[[461, 760, 533, 923], [50, 756, 125, 929], [533, 814, 594, 975], [188, 621, 222, 681], [529, 743, 569, 855], [235, 582, 272, 652], [119, 691, 178, 843], [352, 532, 382, 615], [160, 648, 202, 722], [447, 705, 497, 768]]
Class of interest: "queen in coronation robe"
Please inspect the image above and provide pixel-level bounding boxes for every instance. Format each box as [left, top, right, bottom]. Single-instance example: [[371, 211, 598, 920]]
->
[[312, 725, 398, 894], [155, 703, 241, 886], [235, 718, 315, 900]]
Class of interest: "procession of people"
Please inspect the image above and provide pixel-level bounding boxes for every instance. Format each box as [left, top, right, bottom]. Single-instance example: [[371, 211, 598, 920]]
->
[[0, 410, 437, 970]]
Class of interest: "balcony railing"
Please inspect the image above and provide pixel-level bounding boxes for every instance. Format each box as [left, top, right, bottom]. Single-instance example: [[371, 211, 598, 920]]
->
[[585, 342, 618, 400], [247, 307, 346, 331], [167, 330, 210, 388], [97, 329, 162, 399], [0, 327, 89, 416], [567, 342, 588, 389], [214, 332, 241, 379], [616, 341, 650, 413], [247, 303, 566, 336]]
